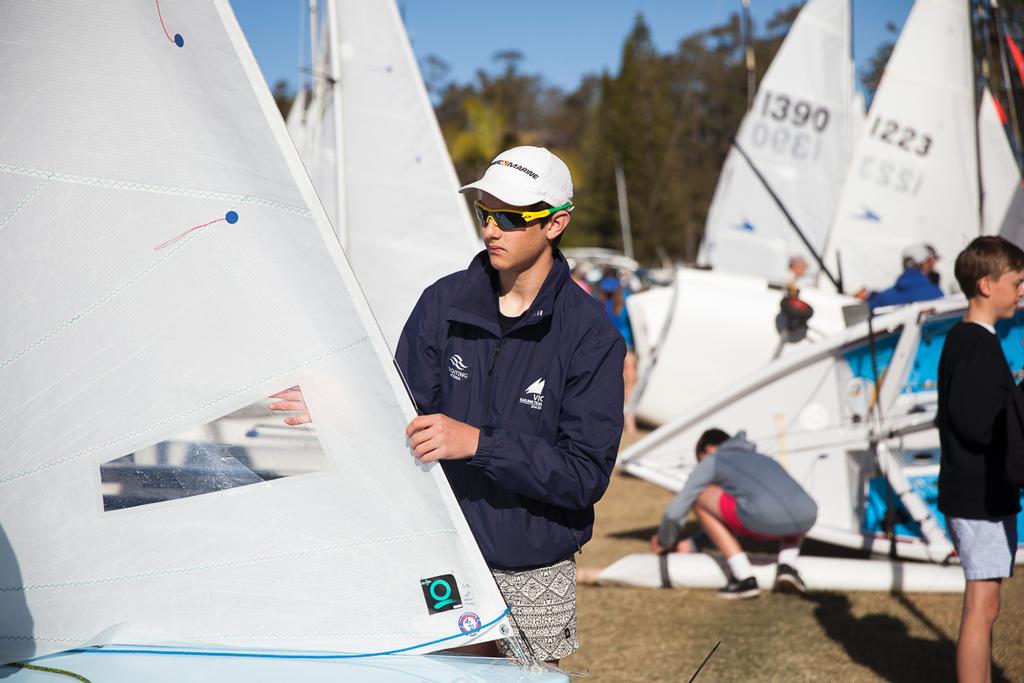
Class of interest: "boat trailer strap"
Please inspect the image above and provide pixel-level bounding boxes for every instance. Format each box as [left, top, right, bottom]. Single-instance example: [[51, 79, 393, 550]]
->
[[659, 553, 672, 588]]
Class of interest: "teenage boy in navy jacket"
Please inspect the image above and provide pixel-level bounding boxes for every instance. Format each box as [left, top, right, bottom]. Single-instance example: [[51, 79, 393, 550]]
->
[[396, 146, 626, 663]]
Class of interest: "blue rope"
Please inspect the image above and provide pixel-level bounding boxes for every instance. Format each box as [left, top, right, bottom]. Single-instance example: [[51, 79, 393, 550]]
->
[[64, 608, 509, 661]]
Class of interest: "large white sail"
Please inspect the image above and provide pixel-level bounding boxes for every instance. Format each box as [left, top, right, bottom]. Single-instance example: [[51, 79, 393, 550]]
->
[[979, 87, 1024, 242], [699, 0, 853, 285], [0, 0, 508, 664], [824, 0, 977, 293], [293, 0, 481, 346]]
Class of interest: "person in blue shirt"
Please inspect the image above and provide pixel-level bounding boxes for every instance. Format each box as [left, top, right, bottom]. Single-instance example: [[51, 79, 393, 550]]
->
[[598, 271, 637, 433], [857, 242, 944, 310]]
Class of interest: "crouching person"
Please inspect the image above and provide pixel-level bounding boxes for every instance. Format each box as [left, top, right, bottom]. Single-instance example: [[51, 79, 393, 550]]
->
[[650, 429, 818, 598]]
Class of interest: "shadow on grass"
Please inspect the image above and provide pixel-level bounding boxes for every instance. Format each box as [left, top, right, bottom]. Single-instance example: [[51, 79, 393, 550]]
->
[[609, 523, 871, 560], [810, 592, 1010, 683], [609, 525, 663, 542], [609, 520, 706, 543]]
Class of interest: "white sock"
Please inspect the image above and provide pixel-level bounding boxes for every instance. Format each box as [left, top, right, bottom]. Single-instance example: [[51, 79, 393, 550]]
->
[[726, 553, 753, 581], [778, 543, 800, 567]]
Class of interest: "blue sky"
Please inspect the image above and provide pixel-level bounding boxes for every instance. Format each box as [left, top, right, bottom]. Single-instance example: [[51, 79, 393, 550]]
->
[[232, 0, 913, 94]]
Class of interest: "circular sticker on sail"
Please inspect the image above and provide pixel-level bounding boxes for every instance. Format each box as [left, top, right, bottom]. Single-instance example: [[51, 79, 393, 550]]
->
[[458, 611, 482, 637]]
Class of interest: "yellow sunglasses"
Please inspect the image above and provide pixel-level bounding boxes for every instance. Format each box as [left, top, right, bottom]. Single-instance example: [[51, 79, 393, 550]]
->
[[473, 201, 573, 230]]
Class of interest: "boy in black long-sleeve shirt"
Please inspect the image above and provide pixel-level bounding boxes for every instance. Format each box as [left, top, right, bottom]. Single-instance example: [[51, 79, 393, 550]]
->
[[938, 236, 1024, 682]]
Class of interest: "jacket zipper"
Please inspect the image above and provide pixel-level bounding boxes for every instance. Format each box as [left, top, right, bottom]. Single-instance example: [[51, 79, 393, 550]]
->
[[467, 336, 505, 498], [480, 336, 505, 426]]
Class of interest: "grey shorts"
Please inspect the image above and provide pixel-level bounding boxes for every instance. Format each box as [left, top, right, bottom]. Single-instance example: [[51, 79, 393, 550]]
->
[[490, 558, 577, 662], [949, 515, 1018, 580]]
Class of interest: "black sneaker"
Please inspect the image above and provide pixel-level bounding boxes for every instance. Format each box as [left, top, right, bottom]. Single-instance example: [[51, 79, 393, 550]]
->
[[773, 564, 806, 594], [717, 576, 760, 599]]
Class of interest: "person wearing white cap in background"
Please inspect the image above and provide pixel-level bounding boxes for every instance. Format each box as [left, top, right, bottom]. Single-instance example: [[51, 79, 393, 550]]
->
[[395, 146, 626, 664], [854, 241, 944, 310], [786, 255, 809, 295]]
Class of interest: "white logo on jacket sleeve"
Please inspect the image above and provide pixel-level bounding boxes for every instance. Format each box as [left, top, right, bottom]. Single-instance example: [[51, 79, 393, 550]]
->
[[519, 377, 545, 410], [449, 354, 470, 381]]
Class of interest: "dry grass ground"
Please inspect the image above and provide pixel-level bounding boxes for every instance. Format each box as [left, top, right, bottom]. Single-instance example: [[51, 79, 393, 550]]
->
[[560, 433, 1024, 682]]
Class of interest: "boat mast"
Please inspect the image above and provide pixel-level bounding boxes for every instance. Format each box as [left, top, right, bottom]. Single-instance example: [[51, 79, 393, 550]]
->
[[816, 0, 854, 293], [326, 0, 348, 251], [844, 0, 854, 177], [992, 0, 1024, 165], [742, 0, 756, 110], [974, 0, 986, 236], [309, 0, 318, 84], [614, 159, 636, 260]]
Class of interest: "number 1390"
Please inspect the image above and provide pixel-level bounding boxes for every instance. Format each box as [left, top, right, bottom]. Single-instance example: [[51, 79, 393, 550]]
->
[[760, 91, 830, 132]]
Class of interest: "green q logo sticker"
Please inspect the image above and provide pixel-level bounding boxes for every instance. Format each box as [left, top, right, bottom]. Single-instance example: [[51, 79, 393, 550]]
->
[[430, 579, 454, 609], [421, 574, 463, 615]]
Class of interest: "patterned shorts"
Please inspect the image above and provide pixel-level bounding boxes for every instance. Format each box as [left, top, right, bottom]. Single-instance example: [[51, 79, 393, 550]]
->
[[949, 515, 1018, 580], [490, 558, 578, 662]]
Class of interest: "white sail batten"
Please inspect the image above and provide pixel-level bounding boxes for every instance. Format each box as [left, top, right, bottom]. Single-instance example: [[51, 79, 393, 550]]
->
[[293, 0, 481, 347], [824, 0, 977, 293], [0, 0, 507, 664], [979, 88, 1024, 242], [699, 0, 852, 285]]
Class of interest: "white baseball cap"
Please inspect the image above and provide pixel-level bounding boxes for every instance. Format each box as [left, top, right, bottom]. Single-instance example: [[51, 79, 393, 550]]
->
[[902, 242, 937, 265], [460, 146, 574, 208]]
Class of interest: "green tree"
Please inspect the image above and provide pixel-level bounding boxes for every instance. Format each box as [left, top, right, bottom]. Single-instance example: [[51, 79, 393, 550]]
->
[[272, 79, 294, 119], [565, 8, 796, 262], [448, 96, 506, 178], [429, 6, 801, 263], [421, 54, 452, 99], [859, 22, 897, 104]]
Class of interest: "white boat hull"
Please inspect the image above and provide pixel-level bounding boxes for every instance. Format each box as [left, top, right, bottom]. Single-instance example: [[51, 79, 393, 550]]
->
[[621, 300, 1024, 564], [0, 650, 566, 682], [628, 267, 855, 426], [595, 553, 965, 593]]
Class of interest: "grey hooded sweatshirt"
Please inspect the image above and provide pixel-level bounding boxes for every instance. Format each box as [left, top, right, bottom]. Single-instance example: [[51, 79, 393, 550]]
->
[[657, 432, 818, 549]]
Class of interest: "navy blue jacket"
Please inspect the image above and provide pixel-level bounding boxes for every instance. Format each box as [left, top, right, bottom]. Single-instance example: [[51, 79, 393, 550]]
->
[[867, 268, 943, 309], [396, 250, 626, 569]]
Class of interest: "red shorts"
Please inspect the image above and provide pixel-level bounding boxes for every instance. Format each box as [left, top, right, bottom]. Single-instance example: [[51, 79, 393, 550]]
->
[[718, 491, 777, 541]]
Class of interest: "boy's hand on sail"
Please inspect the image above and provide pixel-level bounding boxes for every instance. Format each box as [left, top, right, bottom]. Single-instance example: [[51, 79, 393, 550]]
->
[[269, 386, 311, 426], [405, 414, 480, 462]]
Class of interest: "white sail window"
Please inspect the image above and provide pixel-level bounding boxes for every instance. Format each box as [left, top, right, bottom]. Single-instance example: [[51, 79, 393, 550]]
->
[[100, 391, 327, 512]]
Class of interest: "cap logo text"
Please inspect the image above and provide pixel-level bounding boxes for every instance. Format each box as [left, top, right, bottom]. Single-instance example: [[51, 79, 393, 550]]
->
[[491, 159, 539, 179]]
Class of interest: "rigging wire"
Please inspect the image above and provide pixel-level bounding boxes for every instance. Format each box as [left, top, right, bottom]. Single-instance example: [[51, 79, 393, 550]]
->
[[11, 663, 92, 683], [688, 640, 722, 682], [731, 141, 843, 292]]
